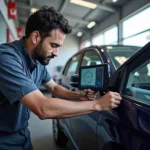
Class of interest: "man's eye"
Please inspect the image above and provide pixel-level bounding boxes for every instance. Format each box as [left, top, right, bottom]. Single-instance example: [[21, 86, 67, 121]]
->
[[52, 45, 57, 48]]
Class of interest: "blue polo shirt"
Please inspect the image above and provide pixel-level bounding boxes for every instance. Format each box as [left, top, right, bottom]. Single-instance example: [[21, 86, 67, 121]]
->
[[0, 38, 51, 149]]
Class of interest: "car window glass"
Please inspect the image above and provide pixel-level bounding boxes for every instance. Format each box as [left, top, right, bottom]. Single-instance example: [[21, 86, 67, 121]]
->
[[106, 46, 140, 69], [123, 59, 150, 104], [66, 54, 81, 77], [62, 60, 70, 75], [81, 51, 102, 67]]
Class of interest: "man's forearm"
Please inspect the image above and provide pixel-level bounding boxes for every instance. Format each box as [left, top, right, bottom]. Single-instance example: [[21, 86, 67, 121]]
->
[[20, 90, 121, 120], [53, 85, 80, 100], [41, 97, 97, 119]]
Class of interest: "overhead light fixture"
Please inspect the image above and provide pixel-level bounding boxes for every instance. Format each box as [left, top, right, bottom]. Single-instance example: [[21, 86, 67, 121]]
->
[[70, 0, 97, 9], [77, 32, 83, 37], [87, 21, 96, 28], [31, 8, 38, 13], [112, 0, 118, 2]]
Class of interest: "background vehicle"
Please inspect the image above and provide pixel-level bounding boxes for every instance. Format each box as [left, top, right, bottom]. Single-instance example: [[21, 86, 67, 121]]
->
[[52, 44, 150, 150]]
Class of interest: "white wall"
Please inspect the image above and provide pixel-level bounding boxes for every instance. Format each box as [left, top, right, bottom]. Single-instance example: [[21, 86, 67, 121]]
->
[[0, 13, 7, 44], [0, 0, 18, 40], [46, 35, 79, 77]]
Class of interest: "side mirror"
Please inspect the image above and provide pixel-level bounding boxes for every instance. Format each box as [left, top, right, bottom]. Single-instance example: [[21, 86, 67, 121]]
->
[[70, 74, 79, 88]]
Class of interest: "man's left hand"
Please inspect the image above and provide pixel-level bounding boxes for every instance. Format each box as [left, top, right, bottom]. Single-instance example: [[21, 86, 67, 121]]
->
[[79, 89, 97, 101]]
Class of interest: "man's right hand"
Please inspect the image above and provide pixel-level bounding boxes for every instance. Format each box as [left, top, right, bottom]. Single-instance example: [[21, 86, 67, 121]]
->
[[94, 91, 122, 111]]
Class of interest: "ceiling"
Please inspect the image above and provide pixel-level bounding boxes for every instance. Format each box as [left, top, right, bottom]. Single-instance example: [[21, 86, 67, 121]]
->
[[7, 0, 129, 36]]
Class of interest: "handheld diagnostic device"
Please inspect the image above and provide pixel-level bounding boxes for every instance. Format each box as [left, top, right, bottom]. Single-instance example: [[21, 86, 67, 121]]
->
[[79, 64, 109, 91]]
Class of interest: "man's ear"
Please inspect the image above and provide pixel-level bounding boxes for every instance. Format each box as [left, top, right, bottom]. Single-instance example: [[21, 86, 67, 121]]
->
[[31, 31, 41, 45]]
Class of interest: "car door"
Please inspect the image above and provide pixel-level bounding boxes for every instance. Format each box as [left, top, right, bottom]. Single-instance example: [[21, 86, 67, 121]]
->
[[60, 53, 82, 90], [69, 49, 103, 150], [97, 42, 150, 150], [58, 53, 83, 149]]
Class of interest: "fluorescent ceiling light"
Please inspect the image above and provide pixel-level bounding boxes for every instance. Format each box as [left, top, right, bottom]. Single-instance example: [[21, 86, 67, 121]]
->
[[87, 21, 96, 28], [112, 0, 118, 2], [70, 0, 97, 9], [31, 8, 38, 13], [77, 32, 83, 37]]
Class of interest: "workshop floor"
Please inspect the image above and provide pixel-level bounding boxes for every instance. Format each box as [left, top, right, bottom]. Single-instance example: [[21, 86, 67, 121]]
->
[[28, 92, 67, 150]]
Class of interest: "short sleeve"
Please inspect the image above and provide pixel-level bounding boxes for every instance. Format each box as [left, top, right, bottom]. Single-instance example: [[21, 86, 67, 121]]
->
[[0, 53, 38, 105], [41, 66, 51, 84]]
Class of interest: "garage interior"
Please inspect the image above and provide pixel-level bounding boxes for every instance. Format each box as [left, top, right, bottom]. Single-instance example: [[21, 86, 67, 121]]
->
[[0, 0, 150, 150]]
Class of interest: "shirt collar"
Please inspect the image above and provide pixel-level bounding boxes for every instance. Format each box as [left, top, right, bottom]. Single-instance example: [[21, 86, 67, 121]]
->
[[17, 37, 39, 72]]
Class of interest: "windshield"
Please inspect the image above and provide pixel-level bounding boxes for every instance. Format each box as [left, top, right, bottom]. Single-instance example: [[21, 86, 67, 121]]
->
[[106, 46, 140, 69]]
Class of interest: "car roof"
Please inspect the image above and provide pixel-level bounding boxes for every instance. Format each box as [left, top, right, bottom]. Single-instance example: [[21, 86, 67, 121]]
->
[[82, 45, 140, 51], [73, 45, 141, 57]]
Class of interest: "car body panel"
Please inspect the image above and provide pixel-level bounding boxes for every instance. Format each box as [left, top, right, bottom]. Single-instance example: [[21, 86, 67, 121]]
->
[[97, 42, 150, 150], [54, 44, 150, 150]]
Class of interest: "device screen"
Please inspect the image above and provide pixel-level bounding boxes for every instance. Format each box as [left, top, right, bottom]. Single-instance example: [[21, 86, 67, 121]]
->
[[80, 66, 104, 89]]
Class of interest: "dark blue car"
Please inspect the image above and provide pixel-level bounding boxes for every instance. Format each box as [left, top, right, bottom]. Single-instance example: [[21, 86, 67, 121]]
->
[[52, 43, 150, 150]]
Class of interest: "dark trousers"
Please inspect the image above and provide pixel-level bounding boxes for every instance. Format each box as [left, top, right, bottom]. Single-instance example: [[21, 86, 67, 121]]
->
[[0, 143, 33, 150]]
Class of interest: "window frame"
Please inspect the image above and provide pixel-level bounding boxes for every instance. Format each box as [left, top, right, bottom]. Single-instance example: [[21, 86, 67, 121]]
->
[[92, 33, 104, 46], [80, 49, 103, 67], [63, 53, 83, 76], [119, 42, 150, 107], [120, 5, 150, 45], [103, 25, 118, 45]]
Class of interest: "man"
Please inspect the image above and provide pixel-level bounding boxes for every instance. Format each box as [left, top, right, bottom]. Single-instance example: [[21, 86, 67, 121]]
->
[[0, 6, 122, 150]]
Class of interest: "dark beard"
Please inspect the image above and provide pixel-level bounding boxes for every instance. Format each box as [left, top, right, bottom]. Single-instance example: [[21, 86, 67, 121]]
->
[[33, 43, 55, 65]]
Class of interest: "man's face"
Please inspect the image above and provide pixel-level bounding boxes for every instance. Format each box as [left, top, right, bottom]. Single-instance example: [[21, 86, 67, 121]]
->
[[33, 29, 65, 65]]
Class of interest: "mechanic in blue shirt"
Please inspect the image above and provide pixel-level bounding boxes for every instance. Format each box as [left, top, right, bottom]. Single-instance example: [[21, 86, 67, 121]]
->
[[0, 6, 122, 150]]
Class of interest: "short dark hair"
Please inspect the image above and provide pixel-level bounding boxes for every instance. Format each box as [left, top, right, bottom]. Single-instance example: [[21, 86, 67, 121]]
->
[[25, 6, 72, 38]]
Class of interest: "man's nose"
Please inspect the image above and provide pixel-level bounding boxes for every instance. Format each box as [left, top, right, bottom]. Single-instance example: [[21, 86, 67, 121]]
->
[[52, 48, 59, 57]]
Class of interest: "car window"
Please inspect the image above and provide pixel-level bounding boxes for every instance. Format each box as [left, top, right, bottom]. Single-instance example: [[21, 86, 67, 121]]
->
[[81, 50, 102, 67], [106, 46, 140, 69], [123, 59, 150, 104], [65, 54, 81, 77]]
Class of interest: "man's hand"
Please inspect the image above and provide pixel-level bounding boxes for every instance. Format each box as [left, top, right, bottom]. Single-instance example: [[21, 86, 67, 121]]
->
[[79, 89, 97, 101], [94, 91, 122, 111]]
